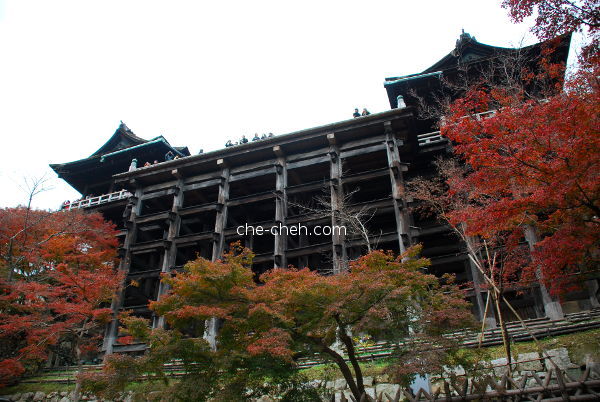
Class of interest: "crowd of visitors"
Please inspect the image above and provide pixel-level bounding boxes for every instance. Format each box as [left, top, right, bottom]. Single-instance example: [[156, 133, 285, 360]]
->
[[225, 132, 274, 147]]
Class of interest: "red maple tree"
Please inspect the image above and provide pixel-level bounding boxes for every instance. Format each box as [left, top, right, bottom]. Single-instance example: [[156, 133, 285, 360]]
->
[[502, 0, 599, 64], [0, 207, 122, 388], [99, 244, 473, 401], [439, 65, 599, 295]]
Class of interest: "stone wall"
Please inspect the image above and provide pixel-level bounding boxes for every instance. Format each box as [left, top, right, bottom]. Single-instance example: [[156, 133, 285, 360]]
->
[[3, 347, 599, 402]]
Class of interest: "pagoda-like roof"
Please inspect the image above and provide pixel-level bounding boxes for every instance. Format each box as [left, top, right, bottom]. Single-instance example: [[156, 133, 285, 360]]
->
[[50, 122, 190, 194], [90, 121, 149, 157], [383, 32, 572, 108]]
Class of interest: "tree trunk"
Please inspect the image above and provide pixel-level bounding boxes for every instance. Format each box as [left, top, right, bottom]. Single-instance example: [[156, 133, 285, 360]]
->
[[337, 325, 365, 396], [73, 344, 82, 402], [321, 344, 362, 400]]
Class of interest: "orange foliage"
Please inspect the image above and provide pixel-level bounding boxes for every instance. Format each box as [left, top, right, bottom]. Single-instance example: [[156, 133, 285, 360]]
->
[[441, 69, 599, 294], [0, 208, 122, 386]]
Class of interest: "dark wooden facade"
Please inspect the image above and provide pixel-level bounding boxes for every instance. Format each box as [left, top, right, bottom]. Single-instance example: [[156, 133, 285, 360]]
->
[[51, 33, 598, 355]]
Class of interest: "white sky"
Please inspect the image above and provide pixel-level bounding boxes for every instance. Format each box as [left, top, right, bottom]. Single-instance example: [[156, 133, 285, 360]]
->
[[0, 0, 543, 210]]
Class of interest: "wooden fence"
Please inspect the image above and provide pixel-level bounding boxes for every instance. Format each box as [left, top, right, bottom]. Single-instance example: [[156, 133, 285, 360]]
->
[[339, 367, 600, 401]]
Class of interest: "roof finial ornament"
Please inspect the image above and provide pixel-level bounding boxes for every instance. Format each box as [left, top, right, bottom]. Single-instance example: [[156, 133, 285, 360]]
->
[[119, 120, 130, 131], [453, 29, 476, 56]]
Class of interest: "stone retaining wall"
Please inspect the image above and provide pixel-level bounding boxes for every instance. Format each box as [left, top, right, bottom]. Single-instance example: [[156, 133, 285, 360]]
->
[[2, 348, 599, 401]]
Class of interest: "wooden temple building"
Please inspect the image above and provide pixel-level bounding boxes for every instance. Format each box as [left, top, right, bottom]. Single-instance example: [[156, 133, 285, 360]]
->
[[50, 32, 598, 355]]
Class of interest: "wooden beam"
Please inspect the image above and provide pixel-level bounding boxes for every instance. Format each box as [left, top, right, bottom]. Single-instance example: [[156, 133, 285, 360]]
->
[[130, 240, 170, 253], [103, 186, 143, 355], [273, 145, 285, 157], [212, 167, 230, 260], [174, 232, 215, 244], [384, 121, 412, 254], [339, 135, 386, 151], [341, 167, 389, 184], [329, 138, 347, 273], [339, 143, 386, 159], [134, 211, 171, 224], [286, 180, 329, 195], [183, 178, 222, 192], [286, 243, 333, 258], [274, 153, 287, 268], [286, 147, 328, 163], [227, 191, 276, 206], [178, 203, 219, 216], [286, 155, 330, 170], [140, 188, 177, 200], [229, 166, 276, 182], [154, 176, 185, 328]]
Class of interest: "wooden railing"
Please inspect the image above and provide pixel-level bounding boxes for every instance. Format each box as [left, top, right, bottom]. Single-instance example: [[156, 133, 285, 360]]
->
[[420, 109, 498, 148], [62, 190, 132, 210], [340, 367, 600, 401], [417, 131, 445, 147]]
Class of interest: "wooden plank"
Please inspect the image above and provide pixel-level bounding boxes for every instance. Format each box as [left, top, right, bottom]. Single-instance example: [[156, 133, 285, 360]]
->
[[285, 243, 333, 258], [329, 138, 347, 273], [229, 166, 276, 182], [140, 188, 177, 200], [385, 121, 411, 254], [286, 180, 329, 195], [183, 178, 222, 192], [340, 143, 386, 159], [212, 167, 230, 260], [286, 147, 328, 163], [229, 158, 277, 175], [339, 135, 386, 151], [178, 203, 219, 216], [130, 240, 170, 253], [174, 232, 215, 244], [286, 155, 330, 170], [183, 171, 222, 186], [137, 180, 179, 193], [154, 177, 184, 328], [274, 154, 287, 268], [227, 191, 276, 206], [134, 211, 171, 224], [341, 167, 389, 184]]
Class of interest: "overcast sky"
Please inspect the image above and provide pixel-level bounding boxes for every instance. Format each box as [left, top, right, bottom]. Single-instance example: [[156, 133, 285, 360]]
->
[[0, 1, 560, 210]]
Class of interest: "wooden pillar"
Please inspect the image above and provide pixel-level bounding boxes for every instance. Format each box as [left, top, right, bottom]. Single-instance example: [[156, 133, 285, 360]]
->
[[273, 146, 287, 268], [524, 225, 564, 320], [205, 159, 230, 350], [384, 121, 411, 254], [154, 170, 184, 329], [212, 159, 230, 259], [102, 184, 142, 356], [328, 133, 347, 274], [467, 258, 497, 328]]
